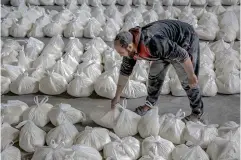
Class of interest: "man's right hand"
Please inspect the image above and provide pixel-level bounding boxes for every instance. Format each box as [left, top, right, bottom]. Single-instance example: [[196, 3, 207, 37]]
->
[[111, 96, 120, 109]]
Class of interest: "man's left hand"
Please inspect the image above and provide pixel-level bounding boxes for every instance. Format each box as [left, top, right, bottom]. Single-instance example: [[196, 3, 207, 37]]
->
[[188, 74, 198, 88]]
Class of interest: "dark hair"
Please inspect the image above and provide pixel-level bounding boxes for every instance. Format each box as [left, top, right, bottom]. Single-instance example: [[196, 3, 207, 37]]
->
[[114, 31, 133, 48]]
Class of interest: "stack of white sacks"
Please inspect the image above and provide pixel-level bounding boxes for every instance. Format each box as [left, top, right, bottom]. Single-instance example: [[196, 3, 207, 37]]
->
[[1, 97, 240, 159]]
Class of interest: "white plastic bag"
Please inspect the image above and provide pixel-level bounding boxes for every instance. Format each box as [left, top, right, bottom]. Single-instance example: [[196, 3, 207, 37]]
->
[[142, 10, 158, 26], [208, 0, 221, 6], [1, 18, 16, 37], [166, 6, 181, 18], [55, 0, 66, 5], [207, 5, 226, 15], [125, 9, 143, 24], [121, 80, 148, 98], [81, 47, 102, 64], [102, 0, 116, 5], [16, 120, 46, 152], [66, 0, 79, 12], [10, 0, 25, 6], [39, 71, 68, 95], [199, 72, 217, 97], [65, 37, 83, 54], [218, 121, 240, 141], [25, 37, 44, 59], [173, 0, 189, 5], [190, 0, 206, 5], [138, 107, 160, 138], [1, 65, 25, 81], [217, 26, 237, 42], [32, 55, 56, 70], [142, 136, 175, 160], [74, 126, 114, 151], [120, 3, 132, 15], [48, 103, 86, 126], [49, 58, 74, 82], [104, 136, 141, 160], [84, 18, 102, 38], [121, 19, 140, 31], [221, 0, 238, 5], [46, 122, 79, 147], [22, 96, 53, 127], [159, 10, 173, 20], [90, 105, 121, 129], [26, 67, 46, 81], [10, 72, 39, 95], [17, 47, 33, 69], [71, 145, 102, 160], [195, 25, 218, 41], [28, 14, 51, 37], [172, 144, 209, 160], [117, 0, 132, 5], [209, 39, 230, 54], [162, 0, 173, 5], [63, 53, 79, 70], [169, 76, 186, 97], [101, 18, 119, 42], [131, 64, 148, 83], [183, 121, 218, 148], [1, 123, 19, 151], [206, 137, 240, 160], [43, 21, 65, 37], [67, 72, 94, 97], [9, 18, 32, 37], [220, 11, 239, 32], [89, 0, 101, 6], [1, 145, 21, 160], [1, 76, 11, 95], [103, 47, 122, 63], [193, 6, 207, 19], [198, 12, 219, 26], [160, 74, 171, 95], [64, 18, 84, 38], [85, 37, 108, 54], [113, 100, 141, 137], [133, 0, 146, 5], [40, 0, 54, 5]]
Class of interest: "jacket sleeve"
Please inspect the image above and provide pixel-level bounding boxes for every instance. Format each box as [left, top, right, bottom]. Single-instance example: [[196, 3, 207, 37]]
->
[[120, 56, 137, 77], [148, 35, 189, 63]]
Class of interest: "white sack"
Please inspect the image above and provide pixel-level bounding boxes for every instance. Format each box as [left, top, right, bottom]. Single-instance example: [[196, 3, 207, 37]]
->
[[207, 5, 226, 15], [162, 0, 173, 6], [64, 38, 83, 61], [62, 53, 79, 70], [74, 126, 114, 151], [195, 25, 219, 41], [81, 45, 102, 63], [217, 26, 237, 42], [52, 9, 73, 25], [46, 122, 79, 147], [1, 18, 16, 37], [40, 0, 54, 5], [220, 11, 239, 32], [121, 80, 148, 98], [41, 35, 64, 60], [39, 72, 68, 95], [125, 10, 143, 24], [121, 19, 140, 32], [67, 72, 94, 97], [131, 62, 148, 82], [113, 100, 141, 137], [133, 0, 146, 5], [26, 68, 46, 81], [101, 18, 119, 41], [222, 0, 238, 5], [1, 145, 21, 160], [16, 120, 46, 152], [84, 18, 102, 38], [9, 18, 32, 37], [71, 144, 102, 160], [152, 1, 165, 15], [199, 72, 217, 96], [136, 4, 148, 13], [1, 123, 19, 151], [193, 6, 207, 19], [66, 0, 79, 12], [169, 76, 186, 97], [218, 121, 240, 141], [172, 144, 209, 160], [142, 136, 175, 160], [160, 74, 171, 95], [173, 0, 190, 5], [159, 110, 186, 144], [117, 0, 132, 5], [1, 6, 11, 18], [17, 47, 33, 69], [10, 73, 38, 94], [25, 37, 44, 59], [48, 103, 86, 126], [73, 11, 91, 26], [102, 0, 116, 5], [55, 0, 66, 5], [32, 55, 56, 70], [2, 39, 21, 52], [1, 53, 18, 65], [10, 0, 25, 7], [198, 12, 219, 26], [85, 37, 108, 54], [1, 76, 11, 95], [159, 10, 173, 20], [138, 107, 160, 138], [43, 21, 65, 37], [206, 137, 240, 160], [183, 121, 218, 148], [89, 0, 101, 6], [49, 58, 74, 82], [64, 18, 84, 38], [104, 136, 141, 160], [104, 59, 122, 72], [90, 105, 121, 129], [1, 65, 25, 81], [79, 2, 91, 12], [209, 38, 230, 54], [120, 3, 132, 15], [142, 10, 158, 26], [103, 47, 122, 63], [190, 0, 206, 5], [166, 6, 181, 18], [91, 7, 106, 26], [208, 0, 221, 6], [28, 14, 51, 37], [22, 96, 53, 127], [77, 61, 103, 82]]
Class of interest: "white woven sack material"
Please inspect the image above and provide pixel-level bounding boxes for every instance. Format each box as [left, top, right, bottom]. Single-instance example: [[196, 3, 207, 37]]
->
[[162, 0, 173, 6], [214, 46, 239, 66], [173, 0, 189, 5], [159, 109, 186, 144], [81, 46, 102, 63], [84, 18, 102, 38], [183, 121, 219, 149], [64, 20, 84, 38], [104, 3, 119, 17], [1, 49, 18, 65], [207, 5, 226, 15], [190, 0, 206, 5], [23, 7, 45, 23], [74, 126, 114, 151], [221, 0, 238, 5], [1, 18, 16, 37], [169, 77, 186, 97], [178, 14, 198, 28], [65, 37, 84, 53], [66, 0, 79, 12], [120, 3, 132, 15], [131, 64, 148, 83], [139, 154, 166, 160], [77, 61, 103, 82], [2, 39, 21, 51], [67, 73, 94, 97], [103, 136, 141, 160], [101, 68, 120, 84], [200, 42, 215, 61], [193, 6, 207, 19], [151, 1, 165, 15], [121, 19, 140, 32], [216, 71, 240, 94], [209, 39, 230, 54], [94, 74, 117, 99], [195, 25, 218, 41], [1, 145, 21, 160], [121, 80, 148, 98], [138, 107, 160, 139], [32, 55, 56, 70], [91, 8, 106, 26], [160, 75, 171, 95], [1, 76, 11, 95], [218, 121, 240, 141], [1, 100, 29, 125], [207, 0, 221, 6], [103, 47, 122, 62], [101, 19, 119, 42], [25, 37, 44, 57], [46, 122, 79, 147], [49, 59, 74, 82], [101, 0, 116, 5], [219, 11, 239, 32], [69, 144, 102, 160], [142, 136, 175, 160], [217, 26, 237, 42], [172, 144, 209, 160], [166, 6, 181, 18], [85, 37, 107, 54], [117, 0, 132, 5], [1, 65, 25, 82], [125, 10, 143, 24], [10, 73, 39, 95], [55, 0, 66, 5], [26, 0, 40, 5], [199, 74, 218, 97], [113, 100, 141, 137], [39, 0, 54, 5], [158, 10, 174, 20], [1, 123, 19, 151], [142, 10, 159, 26], [10, 0, 23, 6], [16, 120, 46, 152], [90, 104, 121, 129], [89, 0, 101, 6], [9, 23, 30, 38], [26, 67, 46, 80], [27, 17, 50, 37], [133, 0, 146, 5], [1, 6, 10, 19], [48, 103, 86, 126], [22, 96, 53, 127], [198, 12, 219, 26], [206, 137, 240, 160], [78, 1, 91, 12], [18, 47, 33, 69], [63, 54, 79, 70], [135, 4, 148, 14], [41, 34, 65, 59], [39, 72, 68, 95], [43, 21, 65, 37]]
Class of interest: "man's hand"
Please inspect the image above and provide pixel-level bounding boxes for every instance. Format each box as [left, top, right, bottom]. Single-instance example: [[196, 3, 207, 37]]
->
[[111, 96, 120, 109], [188, 74, 198, 88]]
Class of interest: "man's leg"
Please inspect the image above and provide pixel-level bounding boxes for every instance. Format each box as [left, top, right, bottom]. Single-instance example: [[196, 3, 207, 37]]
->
[[171, 36, 204, 122], [135, 60, 170, 116]]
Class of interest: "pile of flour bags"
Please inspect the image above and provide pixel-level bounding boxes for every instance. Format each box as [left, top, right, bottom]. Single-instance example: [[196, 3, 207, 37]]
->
[[1, 35, 240, 98], [1, 97, 240, 160], [1, 0, 240, 42]]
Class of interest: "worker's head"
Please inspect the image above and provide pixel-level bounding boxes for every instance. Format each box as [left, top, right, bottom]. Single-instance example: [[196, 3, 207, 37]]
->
[[114, 31, 135, 58]]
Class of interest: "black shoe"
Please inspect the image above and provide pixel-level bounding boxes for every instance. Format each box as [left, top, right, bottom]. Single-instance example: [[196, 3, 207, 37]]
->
[[182, 108, 204, 123]]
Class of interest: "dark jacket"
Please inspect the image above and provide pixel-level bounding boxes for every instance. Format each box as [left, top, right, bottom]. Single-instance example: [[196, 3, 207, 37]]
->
[[120, 20, 197, 77]]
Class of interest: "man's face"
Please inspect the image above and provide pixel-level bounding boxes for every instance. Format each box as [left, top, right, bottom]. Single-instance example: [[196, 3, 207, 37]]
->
[[114, 40, 134, 58]]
